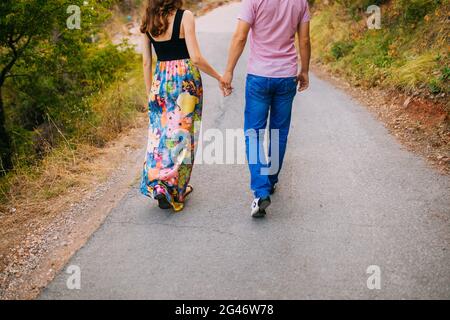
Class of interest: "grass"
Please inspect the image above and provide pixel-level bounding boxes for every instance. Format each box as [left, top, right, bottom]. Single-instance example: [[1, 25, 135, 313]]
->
[[387, 52, 441, 92], [0, 57, 146, 208], [310, 1, 450, 105]]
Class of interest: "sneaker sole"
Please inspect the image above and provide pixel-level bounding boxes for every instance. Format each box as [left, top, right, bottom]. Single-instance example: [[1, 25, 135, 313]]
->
[[252, 210, 267, 218], [251, 199, 271, 218], [259, 199, 271, 211]]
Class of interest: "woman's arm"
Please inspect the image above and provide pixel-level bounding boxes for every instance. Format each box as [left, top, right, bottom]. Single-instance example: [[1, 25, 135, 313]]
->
[[183, 10, 221, 81], [142, 34, 153, 100]]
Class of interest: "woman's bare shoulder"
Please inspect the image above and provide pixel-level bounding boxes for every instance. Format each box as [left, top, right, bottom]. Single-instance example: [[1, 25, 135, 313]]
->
[[183, 9, 195, 20]]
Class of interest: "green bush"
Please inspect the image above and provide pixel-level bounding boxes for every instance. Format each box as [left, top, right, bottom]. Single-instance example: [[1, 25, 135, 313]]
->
[[332, 0, 391, 19], [441, 66, 450, 81], [397, 0, 442, 23], [0, 0, 137, 170], [331, 40, 355, 60], [312, 0, 449, 98]]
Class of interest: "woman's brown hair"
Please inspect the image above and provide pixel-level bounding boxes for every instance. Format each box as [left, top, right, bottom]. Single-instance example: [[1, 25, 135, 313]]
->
[[140, 0, 183, 37]]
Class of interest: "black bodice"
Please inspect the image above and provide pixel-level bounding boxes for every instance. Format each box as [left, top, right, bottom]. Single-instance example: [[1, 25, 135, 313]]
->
[[146, 9, 190, 62]]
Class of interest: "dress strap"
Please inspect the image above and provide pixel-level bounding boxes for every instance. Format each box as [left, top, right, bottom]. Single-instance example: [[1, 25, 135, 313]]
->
[[171, 9, 185, 41], [146, 31, 154, 43]]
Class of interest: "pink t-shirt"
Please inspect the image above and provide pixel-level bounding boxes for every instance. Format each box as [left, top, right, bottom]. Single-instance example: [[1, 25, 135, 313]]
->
[[238, 0, 311, 78]]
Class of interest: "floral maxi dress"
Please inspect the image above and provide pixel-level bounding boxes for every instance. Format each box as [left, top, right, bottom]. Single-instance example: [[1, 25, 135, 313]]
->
[[140, 59, 203, 211]]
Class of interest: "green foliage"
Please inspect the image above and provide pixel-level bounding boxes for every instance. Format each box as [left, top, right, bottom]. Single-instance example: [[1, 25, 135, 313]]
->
[[311, 0, 449, 97], [441, 66, 450, 81], [428, 79, 442, 94], [322, 0, 390, 20], [330, 40, 355, 60], [333, 0, 390, 7], [396, 0, 442, 23], [0, 0, 137, 171]]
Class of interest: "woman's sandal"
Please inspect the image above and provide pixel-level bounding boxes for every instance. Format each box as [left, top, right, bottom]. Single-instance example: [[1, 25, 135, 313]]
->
[[184, 184, 194, 200], [155, 186, 193, 212], [155, 193, 172, 210], [184, 185, 194, 198]]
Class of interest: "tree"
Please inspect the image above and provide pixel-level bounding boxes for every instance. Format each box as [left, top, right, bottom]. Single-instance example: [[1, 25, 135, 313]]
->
[[0, 0, 120, 174], [0, 0, 63, 172]]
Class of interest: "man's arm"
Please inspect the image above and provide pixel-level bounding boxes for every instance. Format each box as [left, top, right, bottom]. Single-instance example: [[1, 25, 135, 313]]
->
[[297, 21, 311, 92], [221, 20, 251, 95]]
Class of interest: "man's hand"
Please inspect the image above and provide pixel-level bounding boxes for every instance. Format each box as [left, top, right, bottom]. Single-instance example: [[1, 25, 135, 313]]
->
[[297, 71, 309, 92], [220, 71, 234, 97]]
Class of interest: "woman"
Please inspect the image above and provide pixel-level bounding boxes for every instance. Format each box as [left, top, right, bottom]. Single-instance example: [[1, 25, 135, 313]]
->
[[140, 0, 222, 212]]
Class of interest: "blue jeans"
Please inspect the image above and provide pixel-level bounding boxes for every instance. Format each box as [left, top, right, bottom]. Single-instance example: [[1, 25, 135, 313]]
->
[[244, 74, 297, 198]]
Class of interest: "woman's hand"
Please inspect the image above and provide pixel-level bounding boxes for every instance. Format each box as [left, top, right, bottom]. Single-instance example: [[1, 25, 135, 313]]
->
[[220, 72, 233, 97], [219, 79, 232, 97]]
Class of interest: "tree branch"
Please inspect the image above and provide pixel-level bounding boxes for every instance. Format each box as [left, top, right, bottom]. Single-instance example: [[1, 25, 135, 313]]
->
[[0, 35, 32, 87], [5, 74, 31, 79]]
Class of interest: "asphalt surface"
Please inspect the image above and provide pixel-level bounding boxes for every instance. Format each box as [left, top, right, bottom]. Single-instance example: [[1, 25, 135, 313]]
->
[[40, 3, 450, 299]]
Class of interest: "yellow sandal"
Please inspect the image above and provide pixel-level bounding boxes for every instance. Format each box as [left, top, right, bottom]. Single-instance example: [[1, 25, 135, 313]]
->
[[172, 185, 194, 213]]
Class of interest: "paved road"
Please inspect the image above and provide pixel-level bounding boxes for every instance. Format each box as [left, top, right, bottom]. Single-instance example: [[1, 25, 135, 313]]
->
[[41, 3, 450, 299]]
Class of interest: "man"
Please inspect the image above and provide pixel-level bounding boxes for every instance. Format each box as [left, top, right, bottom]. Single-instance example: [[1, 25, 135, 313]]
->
[[221, 0, 311, 218]]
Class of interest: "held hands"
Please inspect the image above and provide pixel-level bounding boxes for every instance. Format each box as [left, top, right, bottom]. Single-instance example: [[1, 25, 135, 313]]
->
[[297, 71, 309, 92], [219, 71, 233, 97]]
